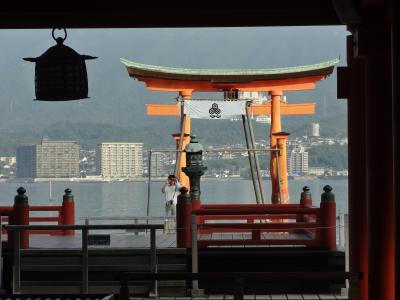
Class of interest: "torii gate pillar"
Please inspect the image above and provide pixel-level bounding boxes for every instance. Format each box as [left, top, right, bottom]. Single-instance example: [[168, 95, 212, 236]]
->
[[270, 90, 290, 204], [177, 90, 192, 189]]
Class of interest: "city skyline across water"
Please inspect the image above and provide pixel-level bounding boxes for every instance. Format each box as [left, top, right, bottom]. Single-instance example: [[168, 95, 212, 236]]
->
[[2, 133, 348, 180]]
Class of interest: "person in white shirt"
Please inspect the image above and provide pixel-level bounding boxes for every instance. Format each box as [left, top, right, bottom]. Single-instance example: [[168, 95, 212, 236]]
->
[[161, 174, 181, 217]]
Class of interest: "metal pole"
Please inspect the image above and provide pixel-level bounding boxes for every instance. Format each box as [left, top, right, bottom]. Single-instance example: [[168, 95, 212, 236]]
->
[[245, 103, 266, 204], [134, 218, 139, 236], [150, 228, 158, 297], [147, 149, 152, 220], [242, 114, 262, 204], [191, 214, 199, 291], [175, 114, 187, 177], [82, 228, 88, 294], [13, 230, 21, 294], [275, 146, 282, 203], [339, 210, 345, 250]]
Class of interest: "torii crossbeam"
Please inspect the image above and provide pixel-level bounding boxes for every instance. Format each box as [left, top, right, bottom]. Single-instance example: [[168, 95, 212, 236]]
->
[[122, 58, 338, 204]]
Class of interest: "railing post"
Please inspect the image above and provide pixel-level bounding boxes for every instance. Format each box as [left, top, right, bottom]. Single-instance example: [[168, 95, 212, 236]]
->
[[11, 187, 29, 249], [81, 227, 88, 294], [296, 186, 312, 233], [191, 213, 204, 297], [249, 219, 260, 241], [149, 227, 158, 298], [176, 187, 192, 248], [12, 230, 21, 294], [233, 277, 244, 300], [320, 185, 336, 251], [119, 277, 130, 300], [134, 218, 139, 236], [300, 186, 313, 207], [62, 188, 75, 235]]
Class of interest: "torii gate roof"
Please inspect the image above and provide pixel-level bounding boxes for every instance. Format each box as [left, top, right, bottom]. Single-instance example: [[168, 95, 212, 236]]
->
[[121, 58, 338, 92]]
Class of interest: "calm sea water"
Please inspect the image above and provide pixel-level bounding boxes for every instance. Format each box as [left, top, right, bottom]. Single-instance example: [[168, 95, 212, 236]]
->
[[0, 179, 348, 223]]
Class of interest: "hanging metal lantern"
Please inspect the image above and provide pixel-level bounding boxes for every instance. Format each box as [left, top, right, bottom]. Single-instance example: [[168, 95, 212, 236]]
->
[[23, 28, 97, 101]]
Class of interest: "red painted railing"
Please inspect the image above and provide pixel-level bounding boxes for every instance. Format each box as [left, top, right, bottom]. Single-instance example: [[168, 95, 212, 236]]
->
[[176, 186, 336, 250], [0, 188, 76, 249], [29, 205, 64, 234], [192, 206, 320, 246], [1, 206, 73, 233]]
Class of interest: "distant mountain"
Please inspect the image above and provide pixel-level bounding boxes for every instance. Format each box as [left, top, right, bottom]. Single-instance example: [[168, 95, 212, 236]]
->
[[0, 27, 348, 155]]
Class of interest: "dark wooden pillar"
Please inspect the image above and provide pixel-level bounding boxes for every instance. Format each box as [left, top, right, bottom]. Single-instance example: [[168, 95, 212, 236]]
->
[[338, 34, 368, 300], [360, 24, 395, 300], [391, 5, 400, 299]]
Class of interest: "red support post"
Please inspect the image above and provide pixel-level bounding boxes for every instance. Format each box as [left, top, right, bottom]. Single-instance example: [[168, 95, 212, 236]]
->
[[11, 187, 30, 249], [297, 186, 312, 228], [319, 185, 336, 251], [176, 187, 192, 248], [364, 49, 395, 300], [300, 186, 312, 207], [340, 34, 368, 300], [62, 188, 75, 235]]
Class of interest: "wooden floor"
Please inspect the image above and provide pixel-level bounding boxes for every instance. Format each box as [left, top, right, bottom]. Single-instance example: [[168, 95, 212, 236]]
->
[[0, 295, 349, 300], [0, 294, 349, 300], [27, 232, 178, 249], [129, 295, 348, 299], [27, 232, 312, 249]]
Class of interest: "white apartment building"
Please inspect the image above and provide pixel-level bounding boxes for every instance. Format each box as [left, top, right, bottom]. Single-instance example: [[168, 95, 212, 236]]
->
[[97, 143, 143, 178], [150, 152, 168, 177], [311, 123, 320, 137], [0, 156, 16, 165], [17, 137, 80, 178], [288, 146, 309, 175]]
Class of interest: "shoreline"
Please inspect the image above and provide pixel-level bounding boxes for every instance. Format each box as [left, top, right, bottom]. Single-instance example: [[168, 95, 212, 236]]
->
[[0, 176, 348, 184]]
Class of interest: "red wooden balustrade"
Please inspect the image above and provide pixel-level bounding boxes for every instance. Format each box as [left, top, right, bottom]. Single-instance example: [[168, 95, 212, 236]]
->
[[191, 203, 335, 250], [0, 189, 75, 249]]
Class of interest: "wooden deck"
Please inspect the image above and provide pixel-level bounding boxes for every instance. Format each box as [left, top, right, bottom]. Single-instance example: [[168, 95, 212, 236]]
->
[[0, 294, 350, 300], [129, 295, 348, 299], [28, 233, 178, 249], [26, 232, 312, 250], [1, 232, 344, 297]]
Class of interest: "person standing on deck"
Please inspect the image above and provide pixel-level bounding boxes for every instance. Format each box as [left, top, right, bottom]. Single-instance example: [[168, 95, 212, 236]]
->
[[161, 174, 181, 232]]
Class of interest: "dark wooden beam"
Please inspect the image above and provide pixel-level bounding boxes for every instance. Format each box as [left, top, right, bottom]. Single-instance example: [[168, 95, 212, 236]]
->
[[0, 4, 342, 29]]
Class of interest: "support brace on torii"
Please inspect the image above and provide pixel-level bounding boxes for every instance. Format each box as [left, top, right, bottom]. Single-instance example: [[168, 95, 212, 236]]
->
[[121, 58, 338, 204]]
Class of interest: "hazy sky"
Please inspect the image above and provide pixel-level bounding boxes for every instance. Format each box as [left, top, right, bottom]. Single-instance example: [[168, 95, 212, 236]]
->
[[0, 26, 348, 149]]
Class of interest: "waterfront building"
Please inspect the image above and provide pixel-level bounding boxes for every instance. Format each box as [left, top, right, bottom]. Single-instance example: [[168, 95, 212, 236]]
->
[[150, 152, 168, 177], [0, 156, 16, 165], [308, 167, 326, 176], [288, 146, 309, 175], [311, 123, 320, 137], [96, 142, 143, 178], [16, 146, 36, 178], [17, 137, 80, 178]]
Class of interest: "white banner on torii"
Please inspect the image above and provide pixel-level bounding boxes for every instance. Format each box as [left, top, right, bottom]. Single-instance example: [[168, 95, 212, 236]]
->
[[183, 100, 247, 119]]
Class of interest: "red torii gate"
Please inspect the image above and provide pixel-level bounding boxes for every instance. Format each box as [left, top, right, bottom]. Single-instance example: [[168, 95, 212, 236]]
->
[[122, 58, 338, 203]]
